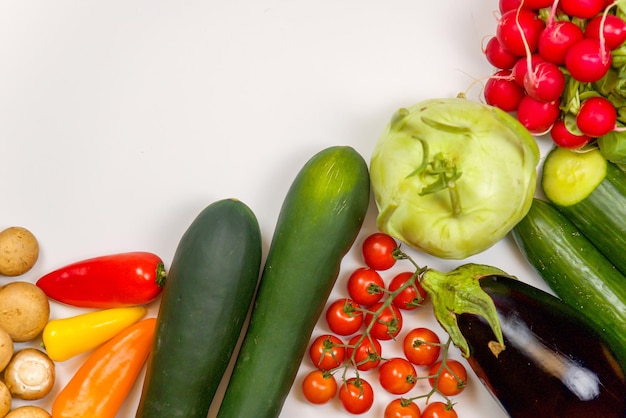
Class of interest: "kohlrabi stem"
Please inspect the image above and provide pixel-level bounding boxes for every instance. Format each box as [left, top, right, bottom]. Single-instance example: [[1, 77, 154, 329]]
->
[[448, 179, 462, 217], [407, 137, 463, 216]]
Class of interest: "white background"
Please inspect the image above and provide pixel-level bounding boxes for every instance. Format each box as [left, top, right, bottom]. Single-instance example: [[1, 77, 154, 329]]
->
[[0, 1, 555, 417]]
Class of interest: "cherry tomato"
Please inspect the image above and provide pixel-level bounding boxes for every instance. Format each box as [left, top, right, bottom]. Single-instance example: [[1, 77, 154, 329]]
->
[[309, 334, 345, 371], [301, 369, 337, 405], [421, 401, 458, 418], [346, 334, 382, 371], [428, 359, 468, 397], [379, 357, 417, 395], [362, 233, 398, 270], [347, 267, 385, 307], [388, 271, 427, 310], [364, 301, 403, 340], [384, 398, 421, 418], [403, 327, 441, 366], [338, 377, 374, 415], [325, 298, 363, 336]]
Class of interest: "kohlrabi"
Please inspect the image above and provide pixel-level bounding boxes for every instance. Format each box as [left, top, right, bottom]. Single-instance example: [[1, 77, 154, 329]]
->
[[370, 97, 540, 259]]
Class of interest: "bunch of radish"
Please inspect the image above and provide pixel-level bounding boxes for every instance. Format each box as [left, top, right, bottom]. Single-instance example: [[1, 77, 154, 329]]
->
[[483, 0, 626, 152]]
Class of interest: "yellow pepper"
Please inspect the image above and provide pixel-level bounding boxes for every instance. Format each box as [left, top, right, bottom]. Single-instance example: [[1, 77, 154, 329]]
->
[[43, 306, 146, 362]]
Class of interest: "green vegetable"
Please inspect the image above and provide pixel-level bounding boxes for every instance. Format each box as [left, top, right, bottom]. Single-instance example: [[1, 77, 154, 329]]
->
[[598, 131, 626, 164], [370, 97, 540, 259], [542, 146, 626, 275], [217, 146, 370, 418], [136, 199, 262, 418], [512, 198, 626, 368]]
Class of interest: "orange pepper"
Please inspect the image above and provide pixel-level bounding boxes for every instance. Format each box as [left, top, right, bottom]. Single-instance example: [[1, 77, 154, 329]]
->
[[52, 317, 156, 418]]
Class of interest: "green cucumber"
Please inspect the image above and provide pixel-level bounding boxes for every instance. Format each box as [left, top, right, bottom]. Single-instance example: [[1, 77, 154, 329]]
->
[[512, 198, 626, 367], [542, 146, 626, 275], [136, 198, 262, 418], [216, 146, 370, 418]]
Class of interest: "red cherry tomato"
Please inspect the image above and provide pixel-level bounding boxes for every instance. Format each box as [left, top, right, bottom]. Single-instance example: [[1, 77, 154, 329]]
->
[[379, 357, 417, 395], [338, 377, 374, 415], [421, 401, 458, 418], [301, 369, 337, 405], [388, 271, 427, 310], [309, 334, 345, 371], [362, 233, 398, 270], [384, 398, 421, 418], [347, 267, 385, 307], [325, 298, 363, 336], [428, 360, 468, 397], [403, 327, 441, 366], [346, 334, 382, 371], [364, 301, 403, 340]]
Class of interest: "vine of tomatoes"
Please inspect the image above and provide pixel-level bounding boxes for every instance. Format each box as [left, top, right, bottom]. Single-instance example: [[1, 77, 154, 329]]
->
[[301, 232, 467, 416]]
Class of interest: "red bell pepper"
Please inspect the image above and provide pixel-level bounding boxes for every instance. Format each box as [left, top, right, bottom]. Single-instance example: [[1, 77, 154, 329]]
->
[[36, 252, 166, 308]]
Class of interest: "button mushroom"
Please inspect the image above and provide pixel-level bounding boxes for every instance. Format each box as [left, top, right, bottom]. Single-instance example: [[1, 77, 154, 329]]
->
[[0, 281, 50, 342], [0, 380, 11, 417], [0, 326, 14, 372], [0, 227, 39, 277], [5, 405, 51, 418], [4, 348, 55, 400]]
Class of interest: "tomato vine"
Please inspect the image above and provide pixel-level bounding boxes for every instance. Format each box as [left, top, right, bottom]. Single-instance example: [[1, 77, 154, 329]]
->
[[302, 232, 467, 416]]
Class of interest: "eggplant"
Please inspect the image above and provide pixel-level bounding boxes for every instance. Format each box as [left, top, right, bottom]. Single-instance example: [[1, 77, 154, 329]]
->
[[457, 275, 626, 418]]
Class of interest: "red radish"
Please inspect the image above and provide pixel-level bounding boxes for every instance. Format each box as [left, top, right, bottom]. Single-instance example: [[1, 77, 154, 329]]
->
[[521, 0, 555, 8], [500, 0, 552, 10], [550, 120, 591, 148], [485, 36, 519, 69], [576, 96, 616, 137], [560, 0, 605, 19], [496, 9, 546, 56], [538, 20, 584, 65], [512, 54, 545, 86], [499, 0, 523, 13], [523, 61, 565, 102], [484, 70, 526, 111], [517, 95, 560, 134], [585, 15, 626, 50], [565, 38, 611, 82]]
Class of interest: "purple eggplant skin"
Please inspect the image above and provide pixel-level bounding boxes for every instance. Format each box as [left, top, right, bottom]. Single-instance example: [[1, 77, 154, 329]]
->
[[457, 275, 626, 418]]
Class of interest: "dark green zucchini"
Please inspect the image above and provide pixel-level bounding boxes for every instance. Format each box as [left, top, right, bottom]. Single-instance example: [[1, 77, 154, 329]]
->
[[512, 198, 626, 368], [216, 146, 370, 418], [542, 146, 626, 275], [135, 198, 262, 418], [458, 275, 626, 418]]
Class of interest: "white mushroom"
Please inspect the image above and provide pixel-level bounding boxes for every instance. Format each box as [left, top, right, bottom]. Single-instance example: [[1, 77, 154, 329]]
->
[[0, 380, 11, 417], [4, 348, 55, 400], [5, 405, 51, 418]]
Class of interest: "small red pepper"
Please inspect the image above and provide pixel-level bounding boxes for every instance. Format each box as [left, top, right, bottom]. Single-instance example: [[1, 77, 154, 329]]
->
[[36, 252, 167, 308]]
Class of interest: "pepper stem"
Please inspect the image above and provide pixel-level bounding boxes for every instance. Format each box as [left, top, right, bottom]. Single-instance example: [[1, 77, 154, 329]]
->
[[155, 263, 167, 287]]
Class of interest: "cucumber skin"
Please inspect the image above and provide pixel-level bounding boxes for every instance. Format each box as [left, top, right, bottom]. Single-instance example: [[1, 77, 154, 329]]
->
[[548, 162, 626, 275], [216, 146, 370, 418], [135, 199, 262, 418], [512, 198, 626, 367]]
